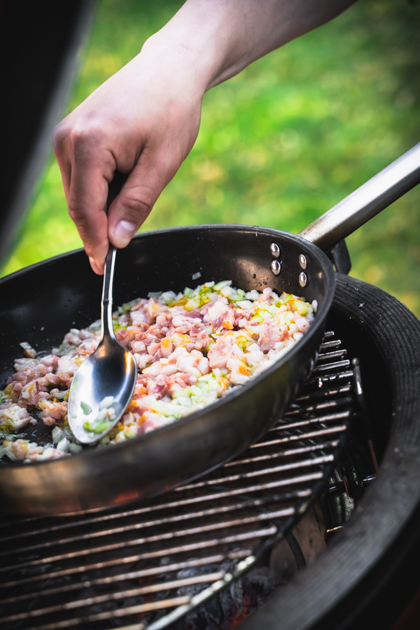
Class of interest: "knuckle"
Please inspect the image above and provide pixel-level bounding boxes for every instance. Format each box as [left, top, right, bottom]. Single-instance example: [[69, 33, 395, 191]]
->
[[121, 191, 154, 219], [52, 121, 69, 156], [71, 124, 97, 151], [52, 119, 106, 163], [67, 205, 82, 222], [68, 204, 91, 226], [68, 120, 108, 159]]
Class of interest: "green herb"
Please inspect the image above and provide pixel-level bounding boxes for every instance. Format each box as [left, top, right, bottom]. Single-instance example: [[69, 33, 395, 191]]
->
[[214, 280, 232, 291], [0, 429, 24, 441], [84, 419, 110, 434], [80, 401, 92, 415]]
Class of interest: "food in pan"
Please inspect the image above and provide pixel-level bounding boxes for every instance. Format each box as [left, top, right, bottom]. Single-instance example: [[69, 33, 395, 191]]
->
[[0, 281, 315, 463]]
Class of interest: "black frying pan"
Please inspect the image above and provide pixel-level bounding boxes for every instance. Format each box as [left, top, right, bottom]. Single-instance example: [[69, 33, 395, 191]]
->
[[0, 144, 419, 514]]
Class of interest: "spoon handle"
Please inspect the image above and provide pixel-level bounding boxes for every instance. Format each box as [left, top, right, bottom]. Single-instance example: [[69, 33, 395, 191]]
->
[[102, 246, 117, 340], [101, 171, 128, 342]]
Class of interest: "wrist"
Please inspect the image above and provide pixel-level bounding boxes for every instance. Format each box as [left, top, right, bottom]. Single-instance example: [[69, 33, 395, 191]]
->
[[140, 31, 215, 99], [142, 3, 245, 94]]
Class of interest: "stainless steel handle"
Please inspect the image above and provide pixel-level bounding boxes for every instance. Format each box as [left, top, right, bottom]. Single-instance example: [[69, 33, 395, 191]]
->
[[101, 170, 127, 342], [101, 246, 117, 340], [299, 143, 420, 251]]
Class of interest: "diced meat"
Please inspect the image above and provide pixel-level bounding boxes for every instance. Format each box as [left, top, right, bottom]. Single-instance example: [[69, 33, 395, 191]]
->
[[226, 358, 250, 385], [9, 382, 23, 403], [13, 363, 48, 386], [245, 350, 265, 366], [130, 308, 149, 326], [20, 381, 41, 406], [0, 404, 34, 430], [208, 334, 242, 369], [76, 339, 99, 357], [168, 346, 189, 363], [144, 298, 165, 323], [177, 355, 201, 378], [140, 411, 168, 433], [11, 440, 30, 460], [39, 400, 68, 426], [13, 358, 38, 372], [63, 332, 82, 346], [197, 358, 210, 375], [156, 313, 172, 327], [134, 353, 150, 369], [115, 329, 131, 347], [45, 372, 71, 388], [256, 288, 273, 304], [129, 340, 146, 354], [296, 317, 310, 333], [146, 374, 170, 398], [205, 301, 235, 331], [142, 361, 167, 376], [148, 342, 161, 356], [40, 354, 59, 370], [160, 362, 178, 376], [79, 330, 93, 340], [20, 342, 37, 358], [57, 355, 79, 377], [258, 320, 289, 353], [160, 338, 173, 358]]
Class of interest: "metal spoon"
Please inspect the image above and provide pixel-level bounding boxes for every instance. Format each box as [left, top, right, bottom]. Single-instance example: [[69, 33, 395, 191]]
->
[[68, 172, 137, 444]]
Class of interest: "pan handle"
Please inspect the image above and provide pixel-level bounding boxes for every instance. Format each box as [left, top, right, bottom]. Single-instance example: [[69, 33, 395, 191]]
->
[[299, 143, 420, 251]]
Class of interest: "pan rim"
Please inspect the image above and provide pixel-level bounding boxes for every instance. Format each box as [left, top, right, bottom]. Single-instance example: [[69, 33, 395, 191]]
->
[[0, 223, 335, 470]]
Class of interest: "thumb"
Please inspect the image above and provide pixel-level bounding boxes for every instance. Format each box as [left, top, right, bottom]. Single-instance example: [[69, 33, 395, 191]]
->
[[108, 149, 179, 248]]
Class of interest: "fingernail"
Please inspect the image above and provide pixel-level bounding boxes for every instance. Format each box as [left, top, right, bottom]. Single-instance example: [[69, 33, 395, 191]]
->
[[89, 256, 102, 275], [113, 220, 136, 247]]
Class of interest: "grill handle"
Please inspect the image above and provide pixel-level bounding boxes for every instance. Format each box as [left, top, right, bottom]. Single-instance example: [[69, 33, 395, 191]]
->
[[299, 143, 420, 251]]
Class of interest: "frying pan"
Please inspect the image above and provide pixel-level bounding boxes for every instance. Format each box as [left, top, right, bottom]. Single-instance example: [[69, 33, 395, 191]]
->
[[0, 144, 419, 515]]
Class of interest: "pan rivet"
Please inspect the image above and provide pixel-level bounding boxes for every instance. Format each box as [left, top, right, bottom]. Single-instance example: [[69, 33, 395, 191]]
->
[[270, 243, 281, 258], [299, 272, 307, 287], [299, 254, 307, 269], [271, 260, 281, 275]]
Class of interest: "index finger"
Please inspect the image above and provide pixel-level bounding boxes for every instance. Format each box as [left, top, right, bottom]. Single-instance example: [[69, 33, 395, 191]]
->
[[67, 148, 116, 274]]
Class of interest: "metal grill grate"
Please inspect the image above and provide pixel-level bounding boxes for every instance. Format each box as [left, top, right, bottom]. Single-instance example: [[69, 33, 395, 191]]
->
[[0, 332, 354, 630]]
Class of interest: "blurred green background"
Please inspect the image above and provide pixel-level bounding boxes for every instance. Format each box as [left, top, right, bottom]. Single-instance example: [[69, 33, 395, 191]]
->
[[2, 0, 419, 316]]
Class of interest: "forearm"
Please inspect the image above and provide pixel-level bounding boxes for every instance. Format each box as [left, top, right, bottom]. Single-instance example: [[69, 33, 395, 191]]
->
[[146, 0, 356, 91]]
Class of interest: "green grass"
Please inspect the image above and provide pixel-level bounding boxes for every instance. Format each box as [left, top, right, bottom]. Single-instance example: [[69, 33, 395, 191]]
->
[[3, 0, 420, 316]]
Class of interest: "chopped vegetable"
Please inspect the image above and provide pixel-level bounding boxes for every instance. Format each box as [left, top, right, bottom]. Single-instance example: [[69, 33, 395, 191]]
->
[[0, 281, 314, 461], [80, 401, 92, 415], [84, 419, 111, 434]]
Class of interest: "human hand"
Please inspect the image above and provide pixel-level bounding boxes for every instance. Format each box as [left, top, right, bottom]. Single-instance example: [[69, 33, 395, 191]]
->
[[53, 38, 204, 274]]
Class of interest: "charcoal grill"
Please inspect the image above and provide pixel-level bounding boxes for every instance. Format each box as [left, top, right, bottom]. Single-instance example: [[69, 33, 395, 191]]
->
[[1, 273, 419, 630], [0, 328, 352, 630]]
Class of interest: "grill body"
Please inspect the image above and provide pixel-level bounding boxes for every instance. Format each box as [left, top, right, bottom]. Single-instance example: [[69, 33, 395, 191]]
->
[[243, 274, 420, 630], [1, 274, 419, 629], [0, 327, 352, 630]]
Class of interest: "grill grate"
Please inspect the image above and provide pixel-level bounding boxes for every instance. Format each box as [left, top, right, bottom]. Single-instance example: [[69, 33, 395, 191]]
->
[[0, 332, 355, 630]]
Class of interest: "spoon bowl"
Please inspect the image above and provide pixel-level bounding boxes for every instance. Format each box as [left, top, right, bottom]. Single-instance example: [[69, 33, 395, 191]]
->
[[68, 173, 137, 445], [68, 312, 137, 444]]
